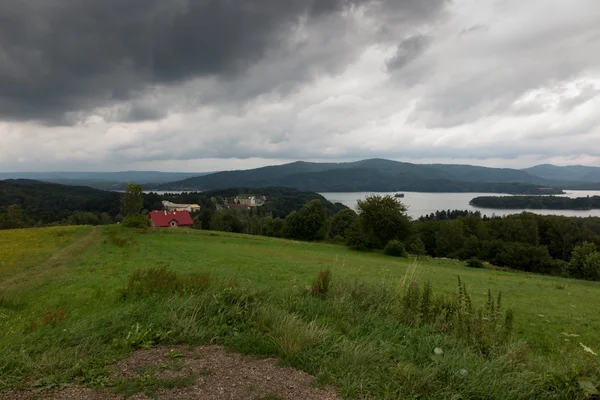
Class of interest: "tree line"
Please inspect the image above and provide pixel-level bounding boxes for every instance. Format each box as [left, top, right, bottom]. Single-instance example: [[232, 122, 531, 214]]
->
[[3, 180, 600, 282], [470, 195, 600, 210], [192, 195, 600, 282]]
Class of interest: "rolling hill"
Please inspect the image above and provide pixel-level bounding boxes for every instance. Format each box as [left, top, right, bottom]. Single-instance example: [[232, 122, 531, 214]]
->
[[155, 158, 565, 193], [523, 164, 600, 183], [0, 171, 210, 190]]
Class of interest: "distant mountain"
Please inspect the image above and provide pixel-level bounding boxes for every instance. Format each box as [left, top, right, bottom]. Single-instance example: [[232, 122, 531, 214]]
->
[[156, 158, 564, 194], [0, 171, 211, 190], [523, 164, 600, 183]]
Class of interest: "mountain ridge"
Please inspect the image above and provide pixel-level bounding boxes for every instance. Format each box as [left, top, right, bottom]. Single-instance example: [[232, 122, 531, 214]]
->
[[153, 158, 594, 193]]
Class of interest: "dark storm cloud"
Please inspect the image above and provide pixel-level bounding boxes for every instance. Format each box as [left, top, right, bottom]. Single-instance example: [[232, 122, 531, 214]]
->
[[386, 34, 432, 71], [0, 0, 447, 123]]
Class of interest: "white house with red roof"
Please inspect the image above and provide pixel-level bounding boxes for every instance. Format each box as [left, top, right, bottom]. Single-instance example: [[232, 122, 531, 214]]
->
[[148, 210, 194, 228]]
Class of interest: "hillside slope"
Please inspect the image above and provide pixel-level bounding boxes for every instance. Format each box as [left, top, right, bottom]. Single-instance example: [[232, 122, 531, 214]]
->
[[0, 179, 121, 223], [157, 158, 560, 193], [524, 164, 600, 183]]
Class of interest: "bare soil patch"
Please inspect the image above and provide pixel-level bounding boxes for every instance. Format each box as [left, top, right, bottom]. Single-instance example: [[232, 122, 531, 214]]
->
[[2, 346, 339, 400]]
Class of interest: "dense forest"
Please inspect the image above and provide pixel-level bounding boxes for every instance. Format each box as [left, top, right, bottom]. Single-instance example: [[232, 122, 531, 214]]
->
[[156, 158, 567, 193], [471, 195, 600, 210], [0, 180, 345, 229], [0, 180, 121, 227]]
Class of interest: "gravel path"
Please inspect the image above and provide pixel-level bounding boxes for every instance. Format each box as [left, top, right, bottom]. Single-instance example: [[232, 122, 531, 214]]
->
[[2, 346, 340, 400]]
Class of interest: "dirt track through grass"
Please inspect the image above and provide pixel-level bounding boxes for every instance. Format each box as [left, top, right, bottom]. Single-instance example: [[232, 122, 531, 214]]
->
[[0, 227, 99, 295]]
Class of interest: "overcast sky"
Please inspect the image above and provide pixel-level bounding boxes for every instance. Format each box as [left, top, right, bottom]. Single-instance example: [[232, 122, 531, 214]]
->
[[1, 0, 599, 172]]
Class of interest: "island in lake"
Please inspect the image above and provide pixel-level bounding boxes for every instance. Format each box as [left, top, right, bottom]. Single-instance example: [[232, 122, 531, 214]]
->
[[470, 195, 600, 210]]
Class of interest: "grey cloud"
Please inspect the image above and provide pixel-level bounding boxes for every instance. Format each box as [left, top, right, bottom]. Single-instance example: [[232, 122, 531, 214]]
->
[[0, 0, 447, 124], [386, 35, 432, 71], [459, 24, 489, 36]]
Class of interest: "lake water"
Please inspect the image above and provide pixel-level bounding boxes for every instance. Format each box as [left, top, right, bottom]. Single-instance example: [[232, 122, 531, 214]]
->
[[319, 191, 600, 219]]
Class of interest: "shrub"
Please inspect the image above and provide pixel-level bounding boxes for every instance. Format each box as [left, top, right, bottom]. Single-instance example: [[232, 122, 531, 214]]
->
[[122, 215, 151, 229], [384, 240, 408, 257], [407, 237, 428, 257], [311, 269, 331, 297], [466, 257, 484, 268], [568, 243, 600, 281]]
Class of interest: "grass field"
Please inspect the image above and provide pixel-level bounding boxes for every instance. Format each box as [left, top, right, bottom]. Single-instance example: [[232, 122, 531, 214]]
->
[[1, 226, 599, 399]]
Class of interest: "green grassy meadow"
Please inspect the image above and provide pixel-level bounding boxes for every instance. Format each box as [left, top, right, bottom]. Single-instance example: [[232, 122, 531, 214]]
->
[[1, 226, 599, 398]]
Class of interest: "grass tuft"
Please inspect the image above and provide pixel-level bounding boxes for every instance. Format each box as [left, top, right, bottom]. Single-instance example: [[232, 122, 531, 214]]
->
[[311, 269, 331, 298], [121, 267, 211, 300]]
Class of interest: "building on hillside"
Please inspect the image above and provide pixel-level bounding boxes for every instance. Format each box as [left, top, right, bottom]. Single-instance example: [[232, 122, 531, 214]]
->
[[232, 195, 266, 206], [227, 203, 252, 211], [162, 200, 201, 213], [148, 210, 194, 228]]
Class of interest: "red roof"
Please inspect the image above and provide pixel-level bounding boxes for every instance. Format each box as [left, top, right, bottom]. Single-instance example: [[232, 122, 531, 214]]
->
[[148, 210, 194, 227]]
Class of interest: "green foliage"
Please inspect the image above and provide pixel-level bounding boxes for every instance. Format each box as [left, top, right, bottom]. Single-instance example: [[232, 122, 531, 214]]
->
[[466, 258, 484, 268], [311, 269, 331, 297], [66, 211, 101, 226], [329, 209, 358, 239], [384, 240, 408, 257], [354, 195, 412, 249], [471, 195, 600, 210], [344, 219, 369, 250], [569, 243, 600, 281], [121, 183, 144, 216], [121, 214, 151, 229], [435, 220, 466, 257], [0, 204, 25, 229], [209, 210, 244, 233], [197, 209, 213, 229], [0, 180, 121, 227], [283, 200, 327, 241], [407, 236, 427, 257]]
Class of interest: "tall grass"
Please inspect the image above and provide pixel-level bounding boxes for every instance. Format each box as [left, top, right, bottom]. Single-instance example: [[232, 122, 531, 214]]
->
[[1, 264, 597, 399]]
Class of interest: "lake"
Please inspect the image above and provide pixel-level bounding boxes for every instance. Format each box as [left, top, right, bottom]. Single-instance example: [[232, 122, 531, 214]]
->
[[319, 191, 600, 219]]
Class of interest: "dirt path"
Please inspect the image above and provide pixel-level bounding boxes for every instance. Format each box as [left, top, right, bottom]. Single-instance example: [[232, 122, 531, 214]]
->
[[0, 227, 101, 293], [3, 345, 340, 400]]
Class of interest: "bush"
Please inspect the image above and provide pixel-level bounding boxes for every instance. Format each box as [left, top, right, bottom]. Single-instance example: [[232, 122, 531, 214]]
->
[[122, 214, 151, 229], [466, 257, 484, 268], [384, 240, 408, 257]]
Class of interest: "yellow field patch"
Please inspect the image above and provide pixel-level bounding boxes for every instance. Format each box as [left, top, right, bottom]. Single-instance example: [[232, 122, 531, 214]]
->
[[0, 226, 90, 280]]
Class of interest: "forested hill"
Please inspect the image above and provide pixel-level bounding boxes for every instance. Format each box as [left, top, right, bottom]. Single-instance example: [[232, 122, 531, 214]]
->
[[155, 159, 565, 193], [147, 187, 347, 219], [0, 179, 121, 224], [523, 164, 600, 183], [0, 180, 347, 227], [0, 171, 210, 190], [470, 195, 600, 210]]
